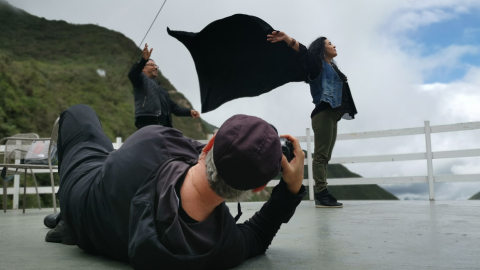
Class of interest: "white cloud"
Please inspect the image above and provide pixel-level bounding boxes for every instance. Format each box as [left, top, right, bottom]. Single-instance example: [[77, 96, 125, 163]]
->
[[383, 0, 480, 34], [435, 182, 480, 200], [419, 66, 480, 123], [414, 45, 479, 73], [389, 8, 456, 33], [451, 159, 480, 175]]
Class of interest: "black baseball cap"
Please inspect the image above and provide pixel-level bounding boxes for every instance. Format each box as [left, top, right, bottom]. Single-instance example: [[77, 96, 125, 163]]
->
[[213, 114, 282, 190]]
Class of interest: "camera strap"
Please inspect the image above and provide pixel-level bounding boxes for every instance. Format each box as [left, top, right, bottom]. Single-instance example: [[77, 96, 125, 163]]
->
[[233, 201, 243, 222]]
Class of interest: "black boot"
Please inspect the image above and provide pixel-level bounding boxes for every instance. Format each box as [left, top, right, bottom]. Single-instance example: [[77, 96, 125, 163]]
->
[[315, 188, 343, 208], [45, 220, 76, 245], [43, 212, 61, 229]]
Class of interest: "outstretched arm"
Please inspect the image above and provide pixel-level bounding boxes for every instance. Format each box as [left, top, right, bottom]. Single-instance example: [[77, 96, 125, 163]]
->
[[128, 44, 153, 87], [267, 31, 322, 81], [267, 31, 300, 52], [169, 98, 194, 117]]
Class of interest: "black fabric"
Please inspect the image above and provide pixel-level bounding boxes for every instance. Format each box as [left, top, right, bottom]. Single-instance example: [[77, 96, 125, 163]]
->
[[128, 58, 191, 127], [168, 14, 304, 113], [57, 104, 306, 270]]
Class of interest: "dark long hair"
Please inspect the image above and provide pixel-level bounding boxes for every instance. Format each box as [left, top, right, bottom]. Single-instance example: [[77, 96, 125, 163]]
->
[[307, 36, 346, 82], [308, 37, 337, 68]]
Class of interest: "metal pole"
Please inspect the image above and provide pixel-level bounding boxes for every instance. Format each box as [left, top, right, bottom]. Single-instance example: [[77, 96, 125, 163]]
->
[[30, 169, 41, 210], [3, 180, 7, 212], [306, 128, 314, 201], [23, 168, 27, 213], [13, 140, 21, 209], [48, 145, 58, 214], [116, 137, 122, 149], [424, 121, 435, 200]]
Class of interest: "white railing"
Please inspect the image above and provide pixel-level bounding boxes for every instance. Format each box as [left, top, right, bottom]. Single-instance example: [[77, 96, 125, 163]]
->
[[3, 120, 480, 208], [299, 120, 480, 201]]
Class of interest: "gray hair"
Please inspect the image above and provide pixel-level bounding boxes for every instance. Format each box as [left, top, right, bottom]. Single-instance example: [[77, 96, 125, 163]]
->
[[205, 146, 250, 200]]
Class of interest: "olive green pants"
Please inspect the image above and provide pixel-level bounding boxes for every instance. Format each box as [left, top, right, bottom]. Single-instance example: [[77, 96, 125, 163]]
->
[[312, 108, 343, 193]]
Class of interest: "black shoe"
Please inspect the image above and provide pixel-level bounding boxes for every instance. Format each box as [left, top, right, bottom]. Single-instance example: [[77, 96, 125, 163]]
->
[[44, 212, 61, 229], [45, 220, 76, 245], [315, 189, 343, 208]]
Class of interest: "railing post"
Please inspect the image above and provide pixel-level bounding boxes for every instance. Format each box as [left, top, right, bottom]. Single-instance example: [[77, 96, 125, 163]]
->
[[13, 174, 20, 209], [306, 128, 314, 201], [115, 137, 122, 149], [424, 121, 435, 200], [13, 140, 21, 209]]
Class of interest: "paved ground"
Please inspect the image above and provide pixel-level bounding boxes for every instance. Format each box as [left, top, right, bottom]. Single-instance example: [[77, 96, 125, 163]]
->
[[1, 201, 480, 270]]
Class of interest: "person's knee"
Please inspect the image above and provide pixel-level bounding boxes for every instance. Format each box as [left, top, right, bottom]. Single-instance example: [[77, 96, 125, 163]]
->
[[65, 104, 95, 116], [313, 152, 328, 162]]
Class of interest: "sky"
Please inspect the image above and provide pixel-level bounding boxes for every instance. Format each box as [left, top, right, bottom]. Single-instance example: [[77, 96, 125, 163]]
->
[[10, 0, 480, 200]]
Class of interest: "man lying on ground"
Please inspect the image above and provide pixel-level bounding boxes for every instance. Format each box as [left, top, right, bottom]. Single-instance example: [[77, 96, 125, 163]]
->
[[44, 104, 306, 269]]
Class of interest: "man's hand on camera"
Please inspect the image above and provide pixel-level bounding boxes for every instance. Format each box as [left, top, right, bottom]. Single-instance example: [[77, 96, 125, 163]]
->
[[142, 43, 153, 61], [280, 135, 305, 195]]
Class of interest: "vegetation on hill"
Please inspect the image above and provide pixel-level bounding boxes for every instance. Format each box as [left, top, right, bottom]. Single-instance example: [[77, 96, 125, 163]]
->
[[0, 0, 214, 141], [0, 1, 215, 209]]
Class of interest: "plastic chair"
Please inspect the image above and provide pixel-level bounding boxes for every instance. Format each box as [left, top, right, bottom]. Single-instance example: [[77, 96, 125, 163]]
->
[[1, 118, 59, 213]]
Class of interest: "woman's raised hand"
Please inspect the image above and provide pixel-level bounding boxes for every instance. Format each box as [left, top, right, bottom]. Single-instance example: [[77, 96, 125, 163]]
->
[[267, 31, 289, 43]]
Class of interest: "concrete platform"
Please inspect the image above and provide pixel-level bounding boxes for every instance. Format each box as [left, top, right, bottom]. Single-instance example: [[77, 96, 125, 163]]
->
[[1, 201, 480, 269]]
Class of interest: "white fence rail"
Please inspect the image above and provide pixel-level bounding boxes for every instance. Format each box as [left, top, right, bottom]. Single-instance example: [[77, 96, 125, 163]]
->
[[2, 121, 480, 208]]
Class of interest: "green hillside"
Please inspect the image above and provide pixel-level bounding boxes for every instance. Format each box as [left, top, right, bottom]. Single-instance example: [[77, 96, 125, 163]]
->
[[469, 191, 480, 200], [0, 0, 214, 140], [0, 1, 215, 210]]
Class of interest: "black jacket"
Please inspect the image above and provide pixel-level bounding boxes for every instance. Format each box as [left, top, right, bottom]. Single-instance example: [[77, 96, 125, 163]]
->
[[128, 58, 191, 127], [59, 125, 306, 269]]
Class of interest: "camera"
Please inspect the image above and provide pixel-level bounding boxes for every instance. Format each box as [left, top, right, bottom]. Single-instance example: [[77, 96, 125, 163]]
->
[[280, 137, 294, 163]]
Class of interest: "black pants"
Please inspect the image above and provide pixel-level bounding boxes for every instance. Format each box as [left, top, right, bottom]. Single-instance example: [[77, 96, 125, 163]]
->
[[58, 104, 113, 167], [135, 116, 171, 130], [56, 104, 115, 252], [57, 104, 114, 204]]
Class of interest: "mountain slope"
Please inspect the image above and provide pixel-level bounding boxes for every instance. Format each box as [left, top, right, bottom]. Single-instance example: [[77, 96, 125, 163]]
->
[[0, 0, 214, 140], [0, 0, 215, 210], [248, 163, 398, 202], [327, 164, 398, 200], [469, 191, 480, 200]]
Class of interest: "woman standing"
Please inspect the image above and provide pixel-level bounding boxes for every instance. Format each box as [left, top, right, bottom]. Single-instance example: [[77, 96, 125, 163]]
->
[[267, 31, 357, 208]]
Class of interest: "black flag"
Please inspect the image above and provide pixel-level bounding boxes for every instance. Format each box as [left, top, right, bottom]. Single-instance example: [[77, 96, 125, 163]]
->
[[167, 14, 304, 113]]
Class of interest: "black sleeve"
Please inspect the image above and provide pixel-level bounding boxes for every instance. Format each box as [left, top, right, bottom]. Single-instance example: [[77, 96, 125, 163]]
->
[[236, 179, 306, 259], [128, 58, 148, 87], [298, 43, 322, 81], [169, 98, 192, 117]]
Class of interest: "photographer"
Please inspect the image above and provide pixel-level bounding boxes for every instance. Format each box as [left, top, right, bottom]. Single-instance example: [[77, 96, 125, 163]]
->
[[45, 104, 306, 269], [128, 43, 200, 129]]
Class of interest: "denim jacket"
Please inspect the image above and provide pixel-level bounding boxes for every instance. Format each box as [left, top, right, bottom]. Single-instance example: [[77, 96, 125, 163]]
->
[[308, 60, 343, 108]]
